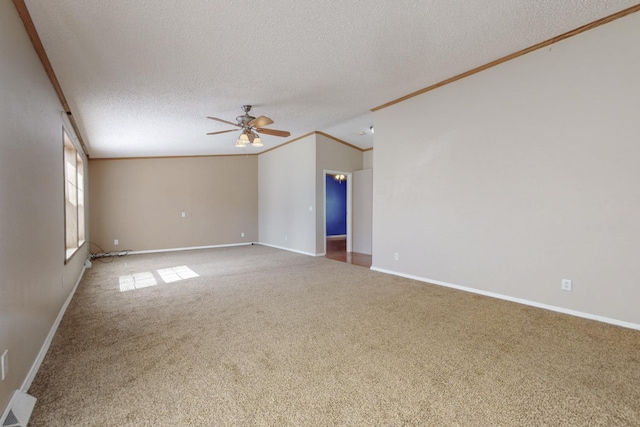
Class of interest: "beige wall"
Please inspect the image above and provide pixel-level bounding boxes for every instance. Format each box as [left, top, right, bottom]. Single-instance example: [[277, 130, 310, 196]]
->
[[372, 12, 640, 326], [258, 135, 317, 255], [363, 150, 373, 169], [89, 132, 363, 258], [315, 134, 363, 254], [0, 2, 88, 410], [258, 133, 364, 255], [89, 156, 258, 252], [353, 169, 373, 255]]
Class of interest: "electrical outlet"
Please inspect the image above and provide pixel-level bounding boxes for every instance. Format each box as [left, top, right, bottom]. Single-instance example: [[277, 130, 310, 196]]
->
[[561, 279, 572, 291], [181, 211, 186, 218], [114, 239, 119, 246], [284, 236, 288, 241], [394, 253, 399, 261], [241, 232, 245, 237], [1, 349, 8, 381]]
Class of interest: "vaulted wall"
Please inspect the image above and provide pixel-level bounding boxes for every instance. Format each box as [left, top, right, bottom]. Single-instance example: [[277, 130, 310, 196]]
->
[[0, 2, 88, 410], [372, 12, 640, 326]]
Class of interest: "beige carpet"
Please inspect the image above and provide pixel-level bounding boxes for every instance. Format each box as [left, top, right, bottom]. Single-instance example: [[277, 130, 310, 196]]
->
[[28, 245, 640, 426]]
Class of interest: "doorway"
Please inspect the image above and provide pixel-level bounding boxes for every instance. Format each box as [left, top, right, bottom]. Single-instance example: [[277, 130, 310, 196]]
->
[[323, 171, 372, 267], [324, 170, 351, 252]]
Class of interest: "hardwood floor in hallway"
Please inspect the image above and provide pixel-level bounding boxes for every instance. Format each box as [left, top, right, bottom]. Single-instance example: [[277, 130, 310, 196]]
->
[[325, 237, 372, 268]]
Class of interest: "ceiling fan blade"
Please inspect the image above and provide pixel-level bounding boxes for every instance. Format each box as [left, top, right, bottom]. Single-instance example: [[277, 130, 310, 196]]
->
[[207, 129, 236, 135], [248, 115, 274, 128], [207, 116, 240, 127], [257, 128, 290, 137]]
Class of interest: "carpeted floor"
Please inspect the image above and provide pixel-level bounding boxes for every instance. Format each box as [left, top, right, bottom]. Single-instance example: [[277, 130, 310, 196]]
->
[[28, 245, 640, 426]]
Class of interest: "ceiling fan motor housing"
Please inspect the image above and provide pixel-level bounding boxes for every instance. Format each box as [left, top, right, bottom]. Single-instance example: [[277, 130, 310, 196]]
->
[[236, 105, 256, 127], [236, 114, 256, 126]]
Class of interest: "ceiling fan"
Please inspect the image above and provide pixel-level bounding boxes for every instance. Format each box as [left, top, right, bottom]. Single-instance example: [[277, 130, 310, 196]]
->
[[207, 105, 291, 148]]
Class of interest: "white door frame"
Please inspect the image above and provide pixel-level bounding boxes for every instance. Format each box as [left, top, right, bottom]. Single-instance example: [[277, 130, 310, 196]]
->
[[323, 170, 353, 254]]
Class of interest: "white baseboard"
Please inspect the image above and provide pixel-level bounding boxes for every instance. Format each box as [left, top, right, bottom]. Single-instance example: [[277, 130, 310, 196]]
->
[[257, 242, 317, 257], [129, 242, 253, 255], [370, 266, 640, 331], [21, 264, 87, 392]]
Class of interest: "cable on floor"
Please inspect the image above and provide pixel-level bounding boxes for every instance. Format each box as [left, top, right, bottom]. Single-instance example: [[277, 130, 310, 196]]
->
[[88, 241, 132, 263]]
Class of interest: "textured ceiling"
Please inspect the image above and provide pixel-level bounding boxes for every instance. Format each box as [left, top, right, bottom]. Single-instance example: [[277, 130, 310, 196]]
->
[[23, 0, 638, 158]]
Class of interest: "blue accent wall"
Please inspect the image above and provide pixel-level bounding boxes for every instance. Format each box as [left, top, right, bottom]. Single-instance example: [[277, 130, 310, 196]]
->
[[326, 174, 347, 236]]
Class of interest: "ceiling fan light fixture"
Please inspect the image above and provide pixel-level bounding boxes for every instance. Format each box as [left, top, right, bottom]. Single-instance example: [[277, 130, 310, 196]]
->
[[251, 135, 263, 147], [235, 133, 249, 148]]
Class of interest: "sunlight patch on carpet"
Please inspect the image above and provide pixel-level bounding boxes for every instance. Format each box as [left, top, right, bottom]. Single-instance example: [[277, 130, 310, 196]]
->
[[157, 265, 199, 283], [119, 272, 157, 292], [119, 266, 199, 291]]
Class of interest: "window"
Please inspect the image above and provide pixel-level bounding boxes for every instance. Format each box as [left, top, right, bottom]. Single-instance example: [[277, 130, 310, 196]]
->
[[64, 131, 85, 260]]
